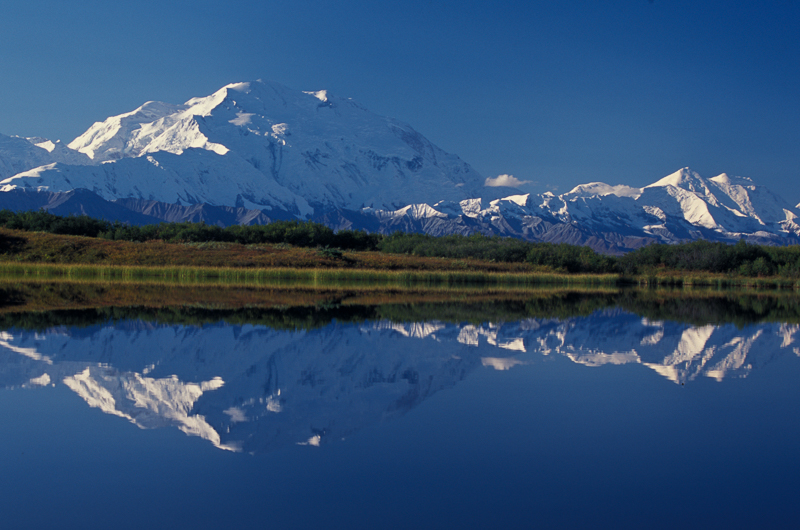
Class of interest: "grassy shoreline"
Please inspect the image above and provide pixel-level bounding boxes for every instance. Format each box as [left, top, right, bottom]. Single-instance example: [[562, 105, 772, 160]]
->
[[1, 261, 799, 291], [0, 261, 620, 288]]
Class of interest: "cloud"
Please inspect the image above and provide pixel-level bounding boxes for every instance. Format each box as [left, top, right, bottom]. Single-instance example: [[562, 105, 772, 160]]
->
[[483, 174, 532, 188]]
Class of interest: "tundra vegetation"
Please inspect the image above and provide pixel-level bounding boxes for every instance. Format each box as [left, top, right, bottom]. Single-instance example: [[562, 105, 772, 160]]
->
[[2, 210, 800, 286]]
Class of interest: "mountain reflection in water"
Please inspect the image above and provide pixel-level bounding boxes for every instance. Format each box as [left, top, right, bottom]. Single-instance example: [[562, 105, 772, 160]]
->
[[2, 302, 798, 453]]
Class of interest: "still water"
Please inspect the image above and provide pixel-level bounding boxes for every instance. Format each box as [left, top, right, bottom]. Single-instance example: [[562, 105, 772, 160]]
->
[[1, 298, 799, 528]]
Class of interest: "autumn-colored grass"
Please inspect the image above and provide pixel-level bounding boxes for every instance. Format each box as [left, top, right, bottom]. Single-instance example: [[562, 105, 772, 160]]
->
[[625, 269, 800, 289], [0, 227, 535, 272], [2, 228, 799, 290], [0, 261, 622, 290], [0, 227, 627, 288]]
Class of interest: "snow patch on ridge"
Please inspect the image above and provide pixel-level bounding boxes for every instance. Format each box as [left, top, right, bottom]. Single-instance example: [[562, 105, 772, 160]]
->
[[567, 182, 642, 199], [33, 139, 56, 152]]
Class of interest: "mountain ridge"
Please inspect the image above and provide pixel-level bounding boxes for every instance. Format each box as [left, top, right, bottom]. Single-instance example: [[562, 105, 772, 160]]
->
[[0, 81, 798, 253]]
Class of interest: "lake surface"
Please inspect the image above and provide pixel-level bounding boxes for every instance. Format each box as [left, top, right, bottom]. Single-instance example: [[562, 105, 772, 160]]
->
[[1, 296, 799, 528]]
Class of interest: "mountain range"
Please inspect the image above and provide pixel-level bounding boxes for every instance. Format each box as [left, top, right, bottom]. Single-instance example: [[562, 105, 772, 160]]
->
[[1, 80, 798, 253]]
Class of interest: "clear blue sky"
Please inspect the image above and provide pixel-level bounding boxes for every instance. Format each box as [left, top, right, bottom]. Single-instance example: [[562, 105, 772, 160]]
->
[[1, 0, 798, 199]]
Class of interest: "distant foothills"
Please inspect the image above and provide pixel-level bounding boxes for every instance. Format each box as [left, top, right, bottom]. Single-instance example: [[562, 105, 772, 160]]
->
[[1, 80, 799, 254]]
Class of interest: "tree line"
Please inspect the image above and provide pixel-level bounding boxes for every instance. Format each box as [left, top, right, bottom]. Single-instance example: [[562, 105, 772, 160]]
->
[[3, 209, 800, 277], [0, 209, 380, 251]]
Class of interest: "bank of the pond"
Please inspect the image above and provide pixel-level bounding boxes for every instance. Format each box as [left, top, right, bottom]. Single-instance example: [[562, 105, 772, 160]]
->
[[623, 272, 800, 289], [3, 261, 800, 291], [0, 262, 620, 288]]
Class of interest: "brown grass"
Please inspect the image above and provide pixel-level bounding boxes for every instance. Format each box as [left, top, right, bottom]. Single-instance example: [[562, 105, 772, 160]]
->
[[2, 228, 797, 290], [0, 228, 535, 272]]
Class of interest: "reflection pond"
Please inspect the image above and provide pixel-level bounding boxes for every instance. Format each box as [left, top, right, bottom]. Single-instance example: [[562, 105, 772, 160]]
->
[[1, 287, 800, 528]]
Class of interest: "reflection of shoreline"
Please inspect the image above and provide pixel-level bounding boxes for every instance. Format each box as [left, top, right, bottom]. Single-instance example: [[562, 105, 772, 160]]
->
[[1, 313, 798, 453], [5, 284, 800, 331], [0, 279, 620, 318]]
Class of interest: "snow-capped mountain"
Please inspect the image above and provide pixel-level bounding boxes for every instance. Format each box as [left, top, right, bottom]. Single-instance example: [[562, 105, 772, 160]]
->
[[1, 311, 797, 453], [1, 81, 490, 216], [0, 81, 798, 251], [351, 167, 800, 252], [0, 133, 90, 180]]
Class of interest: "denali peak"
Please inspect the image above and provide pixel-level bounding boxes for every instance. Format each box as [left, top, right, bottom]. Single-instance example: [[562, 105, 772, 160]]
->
[[34, 80, 488, 213]]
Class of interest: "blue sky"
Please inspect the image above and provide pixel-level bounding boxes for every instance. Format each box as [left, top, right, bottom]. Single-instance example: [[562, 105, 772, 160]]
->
[[1, 0, 798, 198]]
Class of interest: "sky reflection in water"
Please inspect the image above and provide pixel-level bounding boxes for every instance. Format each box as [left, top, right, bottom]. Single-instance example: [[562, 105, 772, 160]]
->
[[1, 301, 799, 528]]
